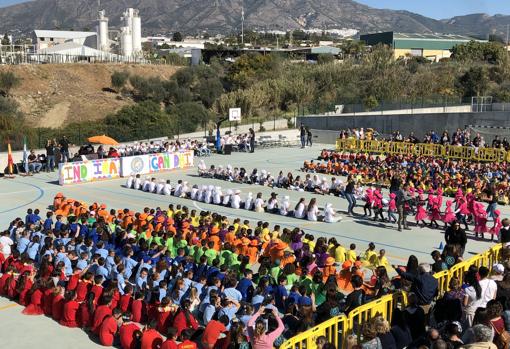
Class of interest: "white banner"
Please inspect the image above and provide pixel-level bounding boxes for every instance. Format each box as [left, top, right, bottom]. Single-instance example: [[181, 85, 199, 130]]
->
[[59, 151, 194, 185], [120, 151, 194, 177], [59, 158, 121, 185]]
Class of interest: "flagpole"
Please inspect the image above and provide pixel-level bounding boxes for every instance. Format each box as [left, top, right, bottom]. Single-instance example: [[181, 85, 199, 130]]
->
[[4, 141, 15, 179]]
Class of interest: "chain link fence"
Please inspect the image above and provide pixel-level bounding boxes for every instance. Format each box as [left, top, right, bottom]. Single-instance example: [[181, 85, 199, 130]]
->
[[298, 96, 472, 116]]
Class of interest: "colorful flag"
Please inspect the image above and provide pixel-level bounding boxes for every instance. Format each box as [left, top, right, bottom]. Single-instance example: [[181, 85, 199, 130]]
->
[[7, 142, 14, 175], [23, 135, 28, 165]]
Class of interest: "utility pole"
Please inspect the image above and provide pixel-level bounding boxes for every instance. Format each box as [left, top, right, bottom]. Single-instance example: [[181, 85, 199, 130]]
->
[[241, 0, 245, 46], [506, 24, 509, 56]]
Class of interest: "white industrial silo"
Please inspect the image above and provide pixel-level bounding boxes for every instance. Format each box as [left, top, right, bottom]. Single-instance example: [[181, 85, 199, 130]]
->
[[97, 10, 109, 52], [132, 10, 142, 55], [120, 26, 133, 57], [123, 8, 135, 29]]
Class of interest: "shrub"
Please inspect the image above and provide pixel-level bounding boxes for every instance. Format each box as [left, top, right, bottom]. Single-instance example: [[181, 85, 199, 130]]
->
[[111, 70, 130, 92]]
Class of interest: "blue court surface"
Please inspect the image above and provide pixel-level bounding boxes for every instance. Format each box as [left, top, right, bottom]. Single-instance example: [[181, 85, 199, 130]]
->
[[0, 143, 499, 348]]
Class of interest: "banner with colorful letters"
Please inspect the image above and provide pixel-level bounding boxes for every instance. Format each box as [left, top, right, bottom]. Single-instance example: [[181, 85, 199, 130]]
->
[[120, 151, 194, 177], [58, 151, 194, 185], [58, 158, 121, 185]]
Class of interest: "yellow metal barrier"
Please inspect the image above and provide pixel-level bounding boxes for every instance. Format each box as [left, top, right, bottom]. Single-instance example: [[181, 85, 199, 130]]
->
[[279, 315, 348, 349], [346, 292, 407, 341], [434, 269, 450, 297], [476, 148, 507, 163], [387, 142, 415, 155], [336, 138, 358, 152], [359, 140, 388, 154], [282, 245, 502, 348], [335, 138, 510, 163], [414, 143, 445, 158]]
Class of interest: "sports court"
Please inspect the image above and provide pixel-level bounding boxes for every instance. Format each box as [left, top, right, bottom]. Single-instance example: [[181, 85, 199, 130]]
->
[[0, 143, 499, 347]]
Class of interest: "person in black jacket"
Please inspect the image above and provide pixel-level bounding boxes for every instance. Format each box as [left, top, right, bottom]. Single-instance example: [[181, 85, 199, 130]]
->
[[500, 218, 510, 245], [445, 221, 468, 257], [395, 263, 438, 310]]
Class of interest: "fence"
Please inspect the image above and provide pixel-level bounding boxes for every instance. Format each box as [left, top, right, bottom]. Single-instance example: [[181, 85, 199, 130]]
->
[[297, 96, 471, 116], [280, 243, 503, 349], [0, 126, 172, 152], [0, 52, 150, 65], [335, 138, 510, 163]]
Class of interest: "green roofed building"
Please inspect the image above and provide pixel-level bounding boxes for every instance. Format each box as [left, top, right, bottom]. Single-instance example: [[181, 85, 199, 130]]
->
[[360, 31, 487, 62]]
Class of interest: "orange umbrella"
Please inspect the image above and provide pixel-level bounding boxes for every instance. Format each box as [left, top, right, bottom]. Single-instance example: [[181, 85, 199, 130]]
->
[[87, 135, 119, 145]]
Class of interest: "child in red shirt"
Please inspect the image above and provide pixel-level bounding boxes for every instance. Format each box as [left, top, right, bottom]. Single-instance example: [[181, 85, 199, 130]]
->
[[161, 327, 178, 349], [177, 330, 197, 349], [119, 312, 141, 349], [51, 286, 65, 322], [99, 308, 123, 346], [92, 297, 113, 335], [60, 290, 80, 327], [140, 322, 163, 349], [131, 291, 146, 323], [119, 284, 133, 313]]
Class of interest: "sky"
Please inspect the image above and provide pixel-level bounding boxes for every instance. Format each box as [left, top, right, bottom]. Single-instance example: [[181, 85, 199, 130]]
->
[[357, 0, 510, 19]]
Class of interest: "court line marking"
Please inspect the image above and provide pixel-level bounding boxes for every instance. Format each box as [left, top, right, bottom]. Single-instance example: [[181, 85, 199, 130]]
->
[[15, 174, 474, 258], [0, 303, 18, 311], [0, 181, 45, 214]]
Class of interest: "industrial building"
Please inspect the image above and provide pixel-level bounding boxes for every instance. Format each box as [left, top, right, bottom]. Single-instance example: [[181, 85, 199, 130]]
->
[[34, 30, 96, 52], [360, 31, 486, 62], [31, 7, 143, 62]]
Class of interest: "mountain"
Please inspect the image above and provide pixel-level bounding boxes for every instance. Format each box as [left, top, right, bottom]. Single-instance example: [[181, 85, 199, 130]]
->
[[442, 13, 510, 39], [0, 0, 505, 37]]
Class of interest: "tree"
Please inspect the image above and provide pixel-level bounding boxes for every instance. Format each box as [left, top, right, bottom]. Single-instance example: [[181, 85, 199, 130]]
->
[[0, 71, 21, 97], [195, 78, 224, 108], [172, 32, 183, 42], [111, 71, 130, 93], [456, 67, 489, 97], [105, 101, 175, 140], [451, 41, 507, 65], [167, 102, 210, 134], [1, 34, 10, 46]]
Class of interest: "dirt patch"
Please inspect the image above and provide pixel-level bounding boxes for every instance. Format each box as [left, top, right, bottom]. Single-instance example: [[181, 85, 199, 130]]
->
[[0, 64, 179, 128]]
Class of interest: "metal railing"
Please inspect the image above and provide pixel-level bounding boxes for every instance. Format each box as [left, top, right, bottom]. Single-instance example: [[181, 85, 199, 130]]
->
[[281, 243, 503, 349], [335, 138, 510, 163]]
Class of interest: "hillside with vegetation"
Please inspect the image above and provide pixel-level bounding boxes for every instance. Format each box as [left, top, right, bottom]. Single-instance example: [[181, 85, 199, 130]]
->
[[1, 40, 509, 150]]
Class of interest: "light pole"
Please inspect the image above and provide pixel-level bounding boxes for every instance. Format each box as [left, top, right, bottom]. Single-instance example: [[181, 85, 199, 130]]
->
[[241, 0, 245, 46]]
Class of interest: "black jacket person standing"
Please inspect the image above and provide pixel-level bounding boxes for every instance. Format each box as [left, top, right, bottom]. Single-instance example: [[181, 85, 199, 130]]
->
[[445, 221, 467, 257], [249, 128, 255, 153]]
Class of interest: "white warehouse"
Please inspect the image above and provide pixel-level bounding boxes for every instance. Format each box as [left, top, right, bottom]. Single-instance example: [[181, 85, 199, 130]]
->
[[34, 30, 96, 52]]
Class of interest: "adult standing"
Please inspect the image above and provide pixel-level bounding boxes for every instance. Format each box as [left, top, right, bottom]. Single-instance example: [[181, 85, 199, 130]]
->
[[485, 185, 497, 219], [395, 263, 438, 314], [445, 221, 468, 257], [299, 124, 306, 148], [396, 184, 412, 232], [249, 128, 255, 153], [306, 127, 313, 147], [344, 175, 356, 216], [389, 172, 401, 195], [59, 135, 70, 163], [500, 218, 510, 246], [45, 140, 56, 172]]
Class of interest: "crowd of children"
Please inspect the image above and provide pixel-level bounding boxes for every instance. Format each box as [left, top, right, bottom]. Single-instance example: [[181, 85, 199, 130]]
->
[[0, 193, 411, 348], [303, 150, 510, 205], [1, 187, 510, 349]]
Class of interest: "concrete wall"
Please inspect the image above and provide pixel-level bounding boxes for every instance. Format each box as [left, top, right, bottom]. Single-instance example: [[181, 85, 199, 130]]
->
[[323, 105, 471, 116], [298, 111, 510, 140]]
